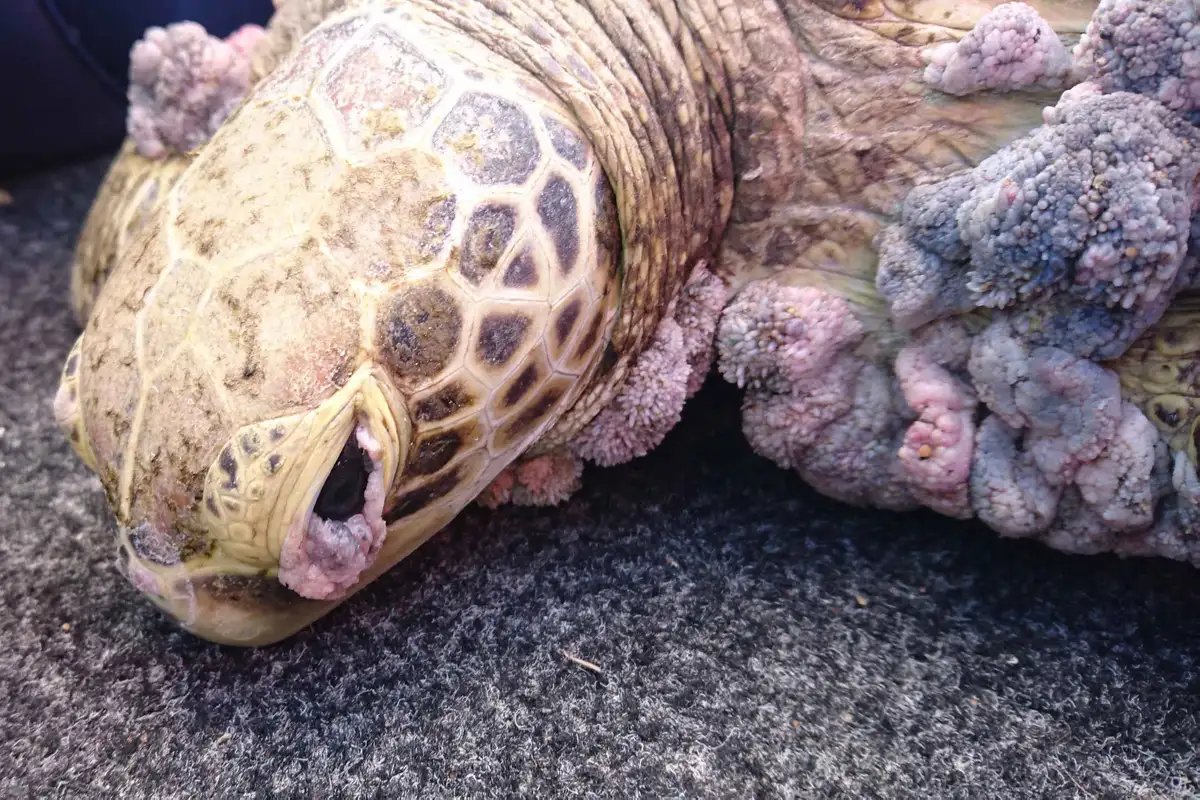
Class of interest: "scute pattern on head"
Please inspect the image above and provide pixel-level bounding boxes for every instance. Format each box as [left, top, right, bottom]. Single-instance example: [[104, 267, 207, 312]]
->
[[174, 98, 342, 264], [191, 246, 362, 424], [432, 92, 543, 186], [213, 9, 617, 546], [322, 24, 451, 151], [249, 0, 352, 83], [70, 141, 190, 324], [374, 281, 465, 389], [60, 4, 624, 630], [79, 224, 172, 498], [318, 150, 459, 283]]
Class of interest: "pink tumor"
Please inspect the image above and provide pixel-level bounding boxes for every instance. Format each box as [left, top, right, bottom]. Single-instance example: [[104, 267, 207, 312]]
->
[[278, 426, 388, 600]]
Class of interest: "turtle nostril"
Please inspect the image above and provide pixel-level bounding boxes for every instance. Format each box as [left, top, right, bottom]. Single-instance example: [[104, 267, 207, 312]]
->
[[314, 436, 371, 522]]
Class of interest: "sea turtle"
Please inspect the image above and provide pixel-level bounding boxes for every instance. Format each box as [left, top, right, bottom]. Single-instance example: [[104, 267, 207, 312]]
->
[[54, 0, 1199, 646]]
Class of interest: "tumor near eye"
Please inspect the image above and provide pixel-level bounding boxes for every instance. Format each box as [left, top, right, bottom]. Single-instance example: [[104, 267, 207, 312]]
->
[[314, 436, 371, 521]]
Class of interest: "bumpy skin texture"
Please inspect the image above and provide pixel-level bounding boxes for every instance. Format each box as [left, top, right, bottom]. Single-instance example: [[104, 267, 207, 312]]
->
[[923, 2, 1074, 96], [970, 416, 1061, 537], [127, 22, 264, 158], [894, 321, 977, 519], [851, 0, 1200, 558], [963, 314, 1172, 543], [62, 0, 1200, 648], [675, 265, 730, 399], [277, 427, 389, 599], [569, 317, 690, 468], [1073, 402, 1159, 530], [477, 451, 584, 509], [876, 90, 1199, 360], [873, 224, 975, 331], [968, 318, 1121, 482], [709, 0, 1200, 567], [1073, 0, 1200, 123], [716, 278, 916, 512], [570, 264, 728, 468], [716, 280, 866, 395]]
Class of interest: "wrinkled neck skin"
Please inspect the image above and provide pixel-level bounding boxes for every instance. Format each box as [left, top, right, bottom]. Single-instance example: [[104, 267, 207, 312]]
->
[[406, 0, 1097, 374], [387, 0, 737, 447]]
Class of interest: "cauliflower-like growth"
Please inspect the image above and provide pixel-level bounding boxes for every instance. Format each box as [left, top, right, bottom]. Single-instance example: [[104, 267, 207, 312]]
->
[[1073, 0, 1200, 123], [127, 22, 264, 159], [741, 354, 859, 470], [1014, 415, 1167, 556], [963, 314, 1177, 547], [969, 318, 1125, 486], [477, 452, 584, 508], [512, 452, 584, 506], [224, 23, 266, 60], [874, 225, 974, 331], [1173, 450, 1200, 506], [1006, 283, 1188, 362], [923, 2, 1074, 96], [876, 90, 1199, 360], [278, 427, 388, 600], [674, 263, 729, 398], [571, 316, 690, 467], [970, 415, 1062, 537], [793, 363, 918, 512], [1107, 445, 1191, 564], [1073, 401, 1159, 530], [1118, 482, 1200, 565], [564, 264, 725, 469], [894, 320, 978, 518], [1016, 347, 1124, 485], [718, 278, 917, 512], [743, 359, 916, 511], [476, 469, 515, 509], [716, 280, 866, 392], [1040, 487, 1119, 555], [962, 317, 1027, 428], [1041, 80, 1103, 123], [960, 93, 1196, 314]]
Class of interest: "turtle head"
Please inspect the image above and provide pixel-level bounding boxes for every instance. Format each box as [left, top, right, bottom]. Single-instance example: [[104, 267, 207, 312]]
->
[[53, 8, 624, 645], [54, 278, 415, 645]]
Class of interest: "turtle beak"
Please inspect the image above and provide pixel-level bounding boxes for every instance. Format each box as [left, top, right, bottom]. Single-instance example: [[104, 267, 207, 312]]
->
[[116, 536, 345, 646], [275, 424, 391, 602], [112, 370, 414, 646]]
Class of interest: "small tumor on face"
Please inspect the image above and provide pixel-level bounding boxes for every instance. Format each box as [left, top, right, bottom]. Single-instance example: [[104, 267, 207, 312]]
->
[[127, 521, 184, 566], [306, 520, 368, 566]]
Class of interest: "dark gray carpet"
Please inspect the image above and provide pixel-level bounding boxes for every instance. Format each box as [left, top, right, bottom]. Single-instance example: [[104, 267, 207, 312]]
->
[[2, 157, 1200, 799]]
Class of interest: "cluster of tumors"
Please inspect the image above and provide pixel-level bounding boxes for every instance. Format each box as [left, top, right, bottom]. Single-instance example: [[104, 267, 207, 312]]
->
[[114, 0, 1200, 590], [715, 0, 1200, 563]]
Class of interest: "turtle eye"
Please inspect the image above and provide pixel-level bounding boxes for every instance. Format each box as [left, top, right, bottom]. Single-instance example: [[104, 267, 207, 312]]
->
[[314, 436, 370, 522]]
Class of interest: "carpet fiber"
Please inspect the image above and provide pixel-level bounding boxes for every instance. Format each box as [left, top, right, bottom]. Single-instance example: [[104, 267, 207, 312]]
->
[[2, 157, 1199, 799]]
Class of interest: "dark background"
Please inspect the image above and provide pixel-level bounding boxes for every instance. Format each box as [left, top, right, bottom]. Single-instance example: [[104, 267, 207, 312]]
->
[[1, 156, 1199, 797], [0, 0, 275, 177]]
